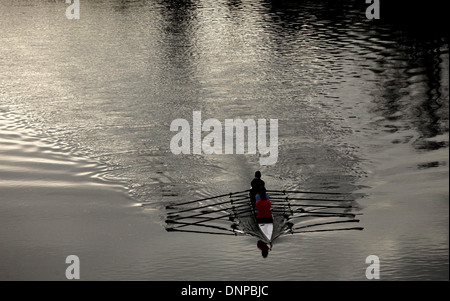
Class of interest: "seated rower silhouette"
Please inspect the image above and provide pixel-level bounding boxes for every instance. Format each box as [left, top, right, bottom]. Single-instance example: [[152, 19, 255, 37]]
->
[[250, 171, 265, 210], [255, 187, 273, 224]]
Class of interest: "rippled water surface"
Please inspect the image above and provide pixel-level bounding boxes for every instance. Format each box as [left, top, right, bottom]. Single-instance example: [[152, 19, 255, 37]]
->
[[0, 0, 448, 280]]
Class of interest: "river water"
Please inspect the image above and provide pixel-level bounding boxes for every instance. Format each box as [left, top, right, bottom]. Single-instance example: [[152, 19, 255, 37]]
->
[[0, 0, 448, 280]]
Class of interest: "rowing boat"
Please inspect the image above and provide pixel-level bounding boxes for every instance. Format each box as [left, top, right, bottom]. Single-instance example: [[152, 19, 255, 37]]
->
[[164, 189, 363, 244]]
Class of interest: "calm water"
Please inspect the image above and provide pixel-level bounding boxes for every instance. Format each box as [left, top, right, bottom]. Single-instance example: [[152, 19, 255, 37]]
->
[[0, 0, 448, 280]]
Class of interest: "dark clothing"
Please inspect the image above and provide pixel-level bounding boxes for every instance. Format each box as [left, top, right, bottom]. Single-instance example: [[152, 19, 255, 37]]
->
[[250, 178, 265, 195], [256, 216, 273, 223], [250, 177, 265, 209]]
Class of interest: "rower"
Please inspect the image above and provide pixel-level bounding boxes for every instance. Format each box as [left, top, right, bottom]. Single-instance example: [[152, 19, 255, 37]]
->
[[255, 187, 273, 223], [250, 171, 265, 210]]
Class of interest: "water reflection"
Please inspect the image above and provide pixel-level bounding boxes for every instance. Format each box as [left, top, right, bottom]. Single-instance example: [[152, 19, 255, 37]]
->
[[366, 35, 448, 150], [113, 0, 146, 11], [262, 0, 448, 153], [0, 0, 447, 280], [155, 0, 200, 99], [257, 240, 270, 258], [419, 40, 447, 139]]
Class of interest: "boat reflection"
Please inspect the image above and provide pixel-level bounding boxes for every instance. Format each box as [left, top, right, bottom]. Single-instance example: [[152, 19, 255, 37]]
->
[[257, 240, 270, 258]]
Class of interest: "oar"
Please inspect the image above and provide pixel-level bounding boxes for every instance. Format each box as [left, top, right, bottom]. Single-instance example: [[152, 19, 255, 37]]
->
[[171, 215, 238, 223], [267, 189, 350, 195], [291, 219, 360, 231], [272, 203, 352, 210], [167, 208, 249, 230], [166, 189, 249, 208], [167, 205, 257, 230], [228, 192, 251, 199], [166, 228, 241, 236], [166, 203, 249, 222], [279, 211, 356, 218], [167, 214, 233, 229], [166, 196, 249, 215], [168, 220, 240, 233], [306, 206, 361, 213], [291, 227, 364, 234], [177, 202, 256, 224], [270, 196, 351, 202]]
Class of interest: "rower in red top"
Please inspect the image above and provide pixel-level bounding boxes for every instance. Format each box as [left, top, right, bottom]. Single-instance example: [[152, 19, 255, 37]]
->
[[255, 187, 273, 223]]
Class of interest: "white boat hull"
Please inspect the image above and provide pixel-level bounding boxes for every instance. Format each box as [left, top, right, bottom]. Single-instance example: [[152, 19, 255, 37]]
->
[[258, 222, 273, 241]]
